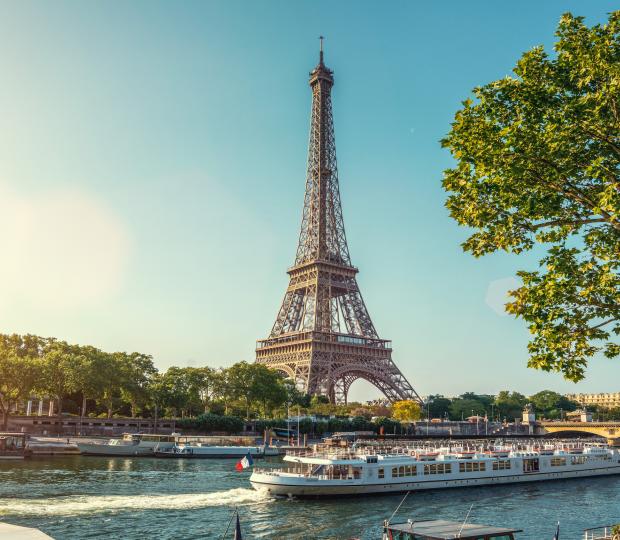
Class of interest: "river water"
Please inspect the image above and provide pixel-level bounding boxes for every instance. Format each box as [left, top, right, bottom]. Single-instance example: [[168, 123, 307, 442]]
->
[[0, 456, 619, 539]]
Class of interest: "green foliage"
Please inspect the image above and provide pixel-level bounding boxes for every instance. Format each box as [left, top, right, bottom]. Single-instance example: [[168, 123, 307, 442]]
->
[[0, 335, 41, 429], [528, 390, 578, 418], [495, 391, 528, 420], [426, 395, 452, 419], [449, 398, 486, 420], [373, 416, 401, 434], [0, 332, 289, 422], [442, 12, 620, 381], [176, 413, 244, 434]]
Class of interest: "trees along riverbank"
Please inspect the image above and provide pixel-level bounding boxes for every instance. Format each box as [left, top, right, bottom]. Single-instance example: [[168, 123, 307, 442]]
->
[[1, 332, 614, 434]]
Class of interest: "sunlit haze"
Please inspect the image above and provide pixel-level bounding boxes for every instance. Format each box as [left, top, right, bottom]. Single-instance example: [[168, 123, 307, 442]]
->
[[1, 0, 617, 401]]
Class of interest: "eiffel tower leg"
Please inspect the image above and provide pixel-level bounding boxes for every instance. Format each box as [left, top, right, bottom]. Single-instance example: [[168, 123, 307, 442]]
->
[[333, 374, 357, 405]]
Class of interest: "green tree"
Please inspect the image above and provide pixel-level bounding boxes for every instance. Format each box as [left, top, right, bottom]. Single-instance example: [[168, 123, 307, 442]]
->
[[118, 352, 158, 418], [96, 353, 124, 418], [442, 12, 620, 382], [223, 362, 288, 419], [186, 366, 218, 414], [153, 366, 195, 417], [529, 390, 578, 418], [224, 362, 256, 419], [0, 336, 40, 429], [38, 341, 81, 419], [494, 391, 528, 421], [426, 395, 452, 419], [449, 398, 486, 420], [72, 346, 108, 417]]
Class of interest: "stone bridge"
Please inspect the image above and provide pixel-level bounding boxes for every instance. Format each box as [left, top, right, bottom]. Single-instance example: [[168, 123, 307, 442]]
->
[[538, 422, 620, 446]]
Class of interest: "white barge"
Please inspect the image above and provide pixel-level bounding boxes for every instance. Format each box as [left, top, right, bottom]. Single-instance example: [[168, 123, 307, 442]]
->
[[77, 433, 176, 456], [155, 443, 279, 459], [250, 442, 620, 497]]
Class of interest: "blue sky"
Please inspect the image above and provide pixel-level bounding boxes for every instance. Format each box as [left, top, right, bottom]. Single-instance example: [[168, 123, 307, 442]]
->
[[0, 1, 617, 400]]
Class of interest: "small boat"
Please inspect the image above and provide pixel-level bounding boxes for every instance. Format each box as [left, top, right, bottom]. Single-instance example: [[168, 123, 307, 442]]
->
[[0, 433, 30, 460], [383, 519, 522, 539], [155, 443, 279, 459], [77, 433, 176, 456]]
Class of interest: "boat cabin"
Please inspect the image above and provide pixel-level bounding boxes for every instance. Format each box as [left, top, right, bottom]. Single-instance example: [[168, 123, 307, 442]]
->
[[0, 433, 29, 459], [384, 519, 522, 540]]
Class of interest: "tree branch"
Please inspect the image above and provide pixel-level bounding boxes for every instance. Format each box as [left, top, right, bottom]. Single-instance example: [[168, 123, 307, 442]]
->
[[590, 318, 618, 331], [529, 217, 607, 231]]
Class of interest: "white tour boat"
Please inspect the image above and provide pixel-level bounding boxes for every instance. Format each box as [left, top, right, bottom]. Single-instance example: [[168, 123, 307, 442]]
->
[[249, 442, 620, 497], [77, 433, 177, 456]]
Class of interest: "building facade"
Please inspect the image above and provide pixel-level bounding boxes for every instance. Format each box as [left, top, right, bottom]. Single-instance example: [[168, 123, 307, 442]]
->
[[566, 393, 620, 409]]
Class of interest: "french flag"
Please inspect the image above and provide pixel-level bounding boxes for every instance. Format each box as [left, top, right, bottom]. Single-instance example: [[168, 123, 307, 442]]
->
[[235, 452, 254, 472]]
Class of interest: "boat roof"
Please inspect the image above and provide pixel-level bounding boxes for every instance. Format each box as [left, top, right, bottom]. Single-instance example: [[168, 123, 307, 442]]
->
[[388, 519, 522, 539]]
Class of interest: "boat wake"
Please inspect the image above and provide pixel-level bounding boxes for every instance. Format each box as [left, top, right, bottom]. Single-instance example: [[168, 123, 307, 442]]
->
[[0, 488, 270, 516]]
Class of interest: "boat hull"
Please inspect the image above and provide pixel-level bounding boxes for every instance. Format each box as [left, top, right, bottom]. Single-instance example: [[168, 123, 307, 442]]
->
[[77, 443, 154, 456], [250, 465, 620, 497], [156, 446, 271, 459]]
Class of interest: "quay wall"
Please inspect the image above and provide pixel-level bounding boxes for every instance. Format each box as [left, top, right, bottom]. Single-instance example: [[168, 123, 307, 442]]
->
[[6, 415, 179, 436]]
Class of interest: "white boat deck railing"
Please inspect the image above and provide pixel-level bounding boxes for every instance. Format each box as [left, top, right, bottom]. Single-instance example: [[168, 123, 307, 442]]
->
[[583, 525, 618, 540], [253, 467, 360, 481]]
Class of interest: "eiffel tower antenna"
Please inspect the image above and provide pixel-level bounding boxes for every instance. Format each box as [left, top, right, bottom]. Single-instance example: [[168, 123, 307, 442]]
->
[[256, 44, 421, 405]]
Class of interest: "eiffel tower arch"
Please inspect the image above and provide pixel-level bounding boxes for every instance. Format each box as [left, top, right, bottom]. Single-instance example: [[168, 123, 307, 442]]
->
[[256, 40, 421, 405]]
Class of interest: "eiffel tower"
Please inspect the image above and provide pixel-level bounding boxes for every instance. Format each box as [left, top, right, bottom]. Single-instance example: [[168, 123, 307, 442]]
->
[[256, 40, 420, 405]]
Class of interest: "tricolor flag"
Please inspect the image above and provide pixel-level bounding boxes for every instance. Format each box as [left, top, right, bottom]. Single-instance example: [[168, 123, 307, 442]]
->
[[235, 452, 254, 472]]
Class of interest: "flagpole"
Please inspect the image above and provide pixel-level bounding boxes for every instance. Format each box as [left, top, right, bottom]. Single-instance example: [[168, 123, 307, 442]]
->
[[219, 507, 237, 540]]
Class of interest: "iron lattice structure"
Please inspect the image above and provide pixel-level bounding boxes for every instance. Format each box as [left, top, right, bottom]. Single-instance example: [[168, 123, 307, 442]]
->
[[256, 44, 420, 404]]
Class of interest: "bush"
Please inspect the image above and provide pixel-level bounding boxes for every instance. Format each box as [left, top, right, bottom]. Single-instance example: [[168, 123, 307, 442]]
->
[[254, 419, 288, 433], [374, 416, 401, 435], [176, 414, 243, 434]]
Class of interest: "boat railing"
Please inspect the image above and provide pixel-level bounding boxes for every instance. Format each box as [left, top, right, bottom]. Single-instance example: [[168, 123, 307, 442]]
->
[[253, 466, 360, 481], [583, 525, 618, 539]]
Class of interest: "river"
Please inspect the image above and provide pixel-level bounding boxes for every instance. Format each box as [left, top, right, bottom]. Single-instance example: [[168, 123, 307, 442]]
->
[[0, 456, 618, 539]]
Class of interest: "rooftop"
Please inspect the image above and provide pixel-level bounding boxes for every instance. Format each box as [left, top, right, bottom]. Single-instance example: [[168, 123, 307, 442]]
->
[[388, 519, 522, 539]]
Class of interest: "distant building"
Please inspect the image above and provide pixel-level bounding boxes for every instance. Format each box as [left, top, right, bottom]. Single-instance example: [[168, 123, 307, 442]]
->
[[566, 409, 593, 422], [566, 393, 620, 410]]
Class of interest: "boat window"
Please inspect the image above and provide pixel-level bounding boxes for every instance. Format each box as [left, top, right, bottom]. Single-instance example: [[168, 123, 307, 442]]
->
[[571, 455, 587, 465], [424, 463, 451, 475], [492, 460, 511, 470], [378, 468, 384, 479], [523, 458, 539, 473], [459, 461, 486, 473], [391, 465, 417, 478], [551, 457, 566, 467]]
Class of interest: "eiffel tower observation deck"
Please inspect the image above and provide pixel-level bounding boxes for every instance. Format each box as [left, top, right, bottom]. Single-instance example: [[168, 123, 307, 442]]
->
[[256, 39, 420, 405]]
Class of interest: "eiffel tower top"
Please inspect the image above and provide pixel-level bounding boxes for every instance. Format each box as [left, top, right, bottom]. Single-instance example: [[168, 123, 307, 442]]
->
[[294, 37, 351, 268], [309, 36, 333, 85]]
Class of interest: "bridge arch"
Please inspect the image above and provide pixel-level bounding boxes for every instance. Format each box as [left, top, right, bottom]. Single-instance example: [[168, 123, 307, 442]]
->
[[540, 422, 620, 446]]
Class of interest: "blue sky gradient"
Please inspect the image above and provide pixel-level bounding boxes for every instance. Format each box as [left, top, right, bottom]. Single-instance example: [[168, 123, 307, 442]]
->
[[0, 1, 617, 400]]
